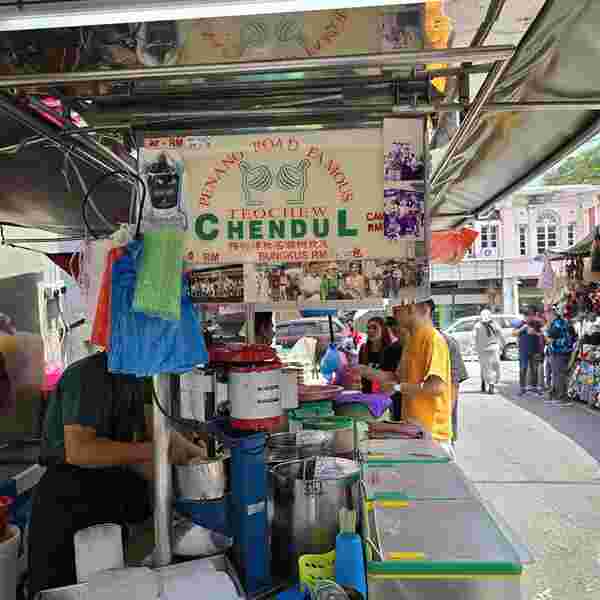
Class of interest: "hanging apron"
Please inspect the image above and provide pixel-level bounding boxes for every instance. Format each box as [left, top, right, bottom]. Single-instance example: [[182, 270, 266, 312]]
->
[[27, 463, 151, 599]]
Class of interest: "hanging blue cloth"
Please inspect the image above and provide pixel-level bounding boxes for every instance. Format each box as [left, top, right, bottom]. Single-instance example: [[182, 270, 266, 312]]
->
[[109, 240, 208, 376]]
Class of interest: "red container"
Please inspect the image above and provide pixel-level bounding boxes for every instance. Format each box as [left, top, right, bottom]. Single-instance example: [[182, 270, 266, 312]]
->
[[209, 343, 277, 364], [0, 496, 13, 541]]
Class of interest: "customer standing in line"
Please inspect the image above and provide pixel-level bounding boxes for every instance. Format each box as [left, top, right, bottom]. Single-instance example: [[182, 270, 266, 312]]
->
[[383, 300, 453, 455], [356, 316, 403, 419], [545, 304, 577, 406], [421, 300, 469, 446], [473, 309, 502, 394]]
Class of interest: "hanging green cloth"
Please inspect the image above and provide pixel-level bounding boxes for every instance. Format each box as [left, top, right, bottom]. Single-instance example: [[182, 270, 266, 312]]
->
[[133, 228, 184, 321]]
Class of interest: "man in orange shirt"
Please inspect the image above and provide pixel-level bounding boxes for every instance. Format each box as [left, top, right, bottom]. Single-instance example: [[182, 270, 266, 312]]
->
[[384, 299, 453, 455]]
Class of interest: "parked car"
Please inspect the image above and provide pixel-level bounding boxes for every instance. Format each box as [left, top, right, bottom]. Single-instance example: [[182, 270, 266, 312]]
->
[[443, 314, 521, 361], [275, 317, 349, 349]]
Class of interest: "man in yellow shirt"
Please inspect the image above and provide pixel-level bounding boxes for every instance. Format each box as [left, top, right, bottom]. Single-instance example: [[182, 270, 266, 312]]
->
[[385, 300, 453, 453]]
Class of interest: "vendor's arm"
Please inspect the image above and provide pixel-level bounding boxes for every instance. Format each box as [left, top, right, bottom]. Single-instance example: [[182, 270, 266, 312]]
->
[[144, 411, 207, 465], [60, 372, 153, 467], [392, 376, 446, 399], [386, 331, 448, 399], [358, 364, 397, 386], [64, 425, 153, 467]]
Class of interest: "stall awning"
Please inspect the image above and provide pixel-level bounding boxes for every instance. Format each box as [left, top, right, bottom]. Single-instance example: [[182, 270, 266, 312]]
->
[[549, 229, 596, 261], [1, 0, 598, 238], [430, 0, 600, 230]]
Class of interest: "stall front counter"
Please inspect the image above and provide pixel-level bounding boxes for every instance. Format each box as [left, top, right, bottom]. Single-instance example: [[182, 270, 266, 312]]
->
[[363, 498, 523, 600]]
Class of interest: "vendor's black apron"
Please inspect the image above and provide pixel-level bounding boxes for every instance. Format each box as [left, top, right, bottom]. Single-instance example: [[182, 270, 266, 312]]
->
[[28, 463, 151, 599]]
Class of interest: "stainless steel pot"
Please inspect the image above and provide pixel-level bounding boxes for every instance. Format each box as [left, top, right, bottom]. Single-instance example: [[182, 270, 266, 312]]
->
[[269, 457, 360, 579], [175, 457, 227, 501], [267, 431, 334, 464]]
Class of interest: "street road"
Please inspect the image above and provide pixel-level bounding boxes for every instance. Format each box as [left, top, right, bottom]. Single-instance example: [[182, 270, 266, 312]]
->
[[457, 361, 600, 600]]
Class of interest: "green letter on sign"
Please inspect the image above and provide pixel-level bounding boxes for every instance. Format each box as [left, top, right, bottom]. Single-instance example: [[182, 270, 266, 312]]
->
[[291, 219, 307, 239], [249, 221, 263, 240], [227, 221, 245, 240], [195, 214, 219, 241], [337, 209, 358, 237]]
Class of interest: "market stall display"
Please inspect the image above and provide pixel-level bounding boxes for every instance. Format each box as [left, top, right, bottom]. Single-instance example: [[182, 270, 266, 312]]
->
[[568, 325, 600, 408], [362, 461, 474, 501], [0, 1, 560, 598], [362, 438, 450, 463], [363, 499, 523, 600]]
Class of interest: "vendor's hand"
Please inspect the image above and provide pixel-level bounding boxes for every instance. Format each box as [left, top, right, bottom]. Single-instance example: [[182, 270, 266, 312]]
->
[[381, 380, 399, 395], [169, 432, 207, 465], [186, 439, 208, 461], [168, 438, 189, 466], [348, 366, 363, 382]]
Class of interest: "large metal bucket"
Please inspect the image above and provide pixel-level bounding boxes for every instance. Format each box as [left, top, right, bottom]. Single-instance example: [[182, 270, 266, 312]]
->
[[175, 457, 227, 501], [269, 457, 360, 579]]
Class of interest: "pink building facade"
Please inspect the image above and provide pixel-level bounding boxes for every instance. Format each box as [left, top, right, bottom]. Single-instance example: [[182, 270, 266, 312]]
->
[[431, 185, 600, 327]]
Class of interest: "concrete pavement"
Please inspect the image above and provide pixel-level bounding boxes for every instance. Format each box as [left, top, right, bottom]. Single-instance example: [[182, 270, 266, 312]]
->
[[456, 361, 600, 600]]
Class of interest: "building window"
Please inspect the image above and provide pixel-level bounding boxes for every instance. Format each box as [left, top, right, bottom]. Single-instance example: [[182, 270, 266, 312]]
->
[[480, 224, 498, 249], [519, 225, 528, 256], [537, 224, 558, 254], [567, 223, 576, 248], [536, 210, 560, 255]]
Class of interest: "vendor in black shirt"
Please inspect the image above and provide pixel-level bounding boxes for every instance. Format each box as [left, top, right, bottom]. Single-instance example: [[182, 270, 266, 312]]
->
[[28, 353, 206, 599], [357, 317, 403, 418]]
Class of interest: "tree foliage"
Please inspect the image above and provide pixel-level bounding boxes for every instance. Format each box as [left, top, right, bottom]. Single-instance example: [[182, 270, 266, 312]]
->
[[543, 143, 600, 185]]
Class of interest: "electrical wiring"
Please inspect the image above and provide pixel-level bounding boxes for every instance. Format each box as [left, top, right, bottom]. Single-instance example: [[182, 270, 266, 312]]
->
[[65, 152, 116, 232], [82, 169, 147, 239]]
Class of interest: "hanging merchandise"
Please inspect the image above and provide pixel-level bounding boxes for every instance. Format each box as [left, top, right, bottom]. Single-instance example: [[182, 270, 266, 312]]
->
[[590, 227, 600, 279], [80, 238, 113, 325], [538, 256, 556, 290], [91, 247, 126, 349], [430, 228, 478, 265], [109, 240, 208, 376], [133, 228, 185, 321], [141, 150, 188, 231]]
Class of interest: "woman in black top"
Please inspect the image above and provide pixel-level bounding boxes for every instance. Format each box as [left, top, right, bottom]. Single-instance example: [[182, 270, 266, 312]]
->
[[358, 317, 403, 395]]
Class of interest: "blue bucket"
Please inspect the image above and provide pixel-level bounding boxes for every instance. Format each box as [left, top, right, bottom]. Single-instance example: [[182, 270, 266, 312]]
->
[[175, 496, 230, 537]]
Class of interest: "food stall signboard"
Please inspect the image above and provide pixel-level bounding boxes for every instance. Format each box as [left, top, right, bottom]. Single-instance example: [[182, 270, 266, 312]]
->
[[140, 123, 429, 305]]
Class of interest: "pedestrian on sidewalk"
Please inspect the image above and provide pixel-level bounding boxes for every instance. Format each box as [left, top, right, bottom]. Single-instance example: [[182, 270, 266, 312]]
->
[[473, 309, 502, 394], [514, 306, 545, 395], [545, 304, 577, 406]]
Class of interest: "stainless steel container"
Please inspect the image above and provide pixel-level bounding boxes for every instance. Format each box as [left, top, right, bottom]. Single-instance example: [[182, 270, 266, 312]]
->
[[267, 431, 334, 464], [175, 457, 227, 501], [270, 457, 360, 579]]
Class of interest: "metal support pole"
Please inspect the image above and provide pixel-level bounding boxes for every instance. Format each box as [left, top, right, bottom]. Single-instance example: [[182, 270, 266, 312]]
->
[[430, 59, 512, 190], [0, 46, 514, 89], [246, 303, 256, 344], [152, 373, 173, 568]]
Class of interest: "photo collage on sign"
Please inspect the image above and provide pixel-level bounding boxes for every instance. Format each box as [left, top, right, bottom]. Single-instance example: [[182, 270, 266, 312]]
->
[[383, 120, 426, 242], [188, 265, 244, 303], [251, 259, 427, 304]]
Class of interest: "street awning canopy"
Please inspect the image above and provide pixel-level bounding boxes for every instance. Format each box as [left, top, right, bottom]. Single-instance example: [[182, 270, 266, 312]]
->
[[549, 229, 597, 261], [430, 0, 600, 230], [0, 0, 599, 238]]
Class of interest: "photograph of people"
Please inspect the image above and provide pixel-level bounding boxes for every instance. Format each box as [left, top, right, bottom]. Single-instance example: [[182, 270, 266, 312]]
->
[[320, 262, 341, 301], [301, 262, 323, 302], [344, 261, 368, 299]]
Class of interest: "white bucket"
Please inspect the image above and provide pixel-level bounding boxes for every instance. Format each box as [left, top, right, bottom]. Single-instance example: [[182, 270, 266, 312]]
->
[[0, 526, 21, 600]]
